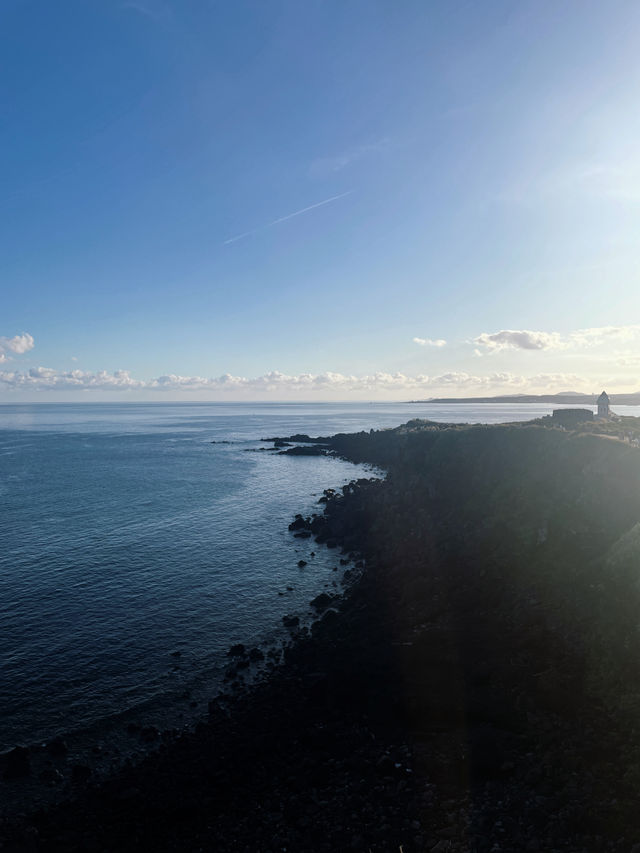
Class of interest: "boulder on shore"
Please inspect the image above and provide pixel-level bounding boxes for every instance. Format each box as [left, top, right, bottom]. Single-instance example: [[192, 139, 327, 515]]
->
[[309, 593, 336, 611]]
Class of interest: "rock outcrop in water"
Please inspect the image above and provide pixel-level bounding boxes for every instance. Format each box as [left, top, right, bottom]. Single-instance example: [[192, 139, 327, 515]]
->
[[5, 420, 640, 851]]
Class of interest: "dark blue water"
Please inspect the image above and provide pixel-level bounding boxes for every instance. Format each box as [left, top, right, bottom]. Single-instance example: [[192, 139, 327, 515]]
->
[[2, 401, 637, 751]]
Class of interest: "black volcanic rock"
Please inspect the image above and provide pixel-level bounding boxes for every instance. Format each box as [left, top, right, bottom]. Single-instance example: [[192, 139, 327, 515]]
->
[[46, 737, 68, 758], [278, 445, 328, 456], [309, 593, 335, 611], [263, 434, 329, 444], [71, 764, 92, 784], [272, 439, 292, 448], [3, 746, 30, 780]]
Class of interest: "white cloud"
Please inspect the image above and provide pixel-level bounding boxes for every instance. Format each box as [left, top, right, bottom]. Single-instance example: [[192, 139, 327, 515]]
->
[[473, 330, 564, 352], [310, 139, 391, 178], [495, 155, 640, 209], [569, 325, 640, 347], [0, 367, 144, 391], [121, 1, 172, 24], [473, 325, 640, 354], [0, 333, 35, 359], [617, 355, 640, 367], [0, 366, 592, 397], [413, 337, 447, 347]]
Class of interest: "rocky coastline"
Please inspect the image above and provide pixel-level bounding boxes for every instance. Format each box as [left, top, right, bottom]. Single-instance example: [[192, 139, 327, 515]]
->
[[4, 419, 640, 851]]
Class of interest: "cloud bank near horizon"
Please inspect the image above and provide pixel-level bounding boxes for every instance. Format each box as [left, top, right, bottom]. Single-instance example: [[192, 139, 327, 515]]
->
[[0, 366, 603, 396], [0, 326, 636, 397]]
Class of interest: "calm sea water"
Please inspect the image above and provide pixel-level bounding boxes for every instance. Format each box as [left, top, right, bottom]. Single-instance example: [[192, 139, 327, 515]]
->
[[1, 401, 637, 752]]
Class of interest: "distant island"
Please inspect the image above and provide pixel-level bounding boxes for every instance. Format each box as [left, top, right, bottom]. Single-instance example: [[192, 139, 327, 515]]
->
[[411, 391, 640, 405]]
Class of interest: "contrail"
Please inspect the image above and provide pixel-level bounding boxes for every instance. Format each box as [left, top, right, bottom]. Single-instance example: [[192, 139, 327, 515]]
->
[[223, 190, 352, 245]]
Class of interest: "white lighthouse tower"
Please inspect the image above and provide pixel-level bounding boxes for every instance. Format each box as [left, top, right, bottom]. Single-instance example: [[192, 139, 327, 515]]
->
[[597, 391, 610, 419]]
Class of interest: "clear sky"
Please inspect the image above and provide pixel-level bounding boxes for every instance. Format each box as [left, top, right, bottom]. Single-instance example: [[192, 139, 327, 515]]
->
[[2, 0, 640, 400]]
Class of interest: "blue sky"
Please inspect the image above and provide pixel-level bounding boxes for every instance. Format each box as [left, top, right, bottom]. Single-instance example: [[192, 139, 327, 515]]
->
[[2, 0, 640, 400]]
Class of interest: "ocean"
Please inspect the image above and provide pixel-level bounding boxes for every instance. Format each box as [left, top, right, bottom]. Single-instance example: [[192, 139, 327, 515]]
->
[[1, 400, 638, 754]]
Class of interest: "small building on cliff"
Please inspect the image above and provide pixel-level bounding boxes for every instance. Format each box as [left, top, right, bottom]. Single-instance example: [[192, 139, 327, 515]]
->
[[597, 391, 611, 419], [552, 408, 594, 427]]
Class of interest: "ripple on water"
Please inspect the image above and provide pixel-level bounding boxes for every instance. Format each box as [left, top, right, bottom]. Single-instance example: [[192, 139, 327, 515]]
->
[[0, 409, 383, 750]]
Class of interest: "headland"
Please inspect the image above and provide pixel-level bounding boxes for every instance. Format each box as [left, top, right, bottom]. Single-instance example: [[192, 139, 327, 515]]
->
[[4, 417, 640, 851], [411, 391, 640, 405]]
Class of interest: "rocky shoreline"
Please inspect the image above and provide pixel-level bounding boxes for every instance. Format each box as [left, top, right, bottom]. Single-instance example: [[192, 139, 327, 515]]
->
[[4, 420, 640, 851]]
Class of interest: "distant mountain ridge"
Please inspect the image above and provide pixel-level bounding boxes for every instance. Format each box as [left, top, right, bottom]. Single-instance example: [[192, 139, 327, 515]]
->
[[411, 392, 640, 405]]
